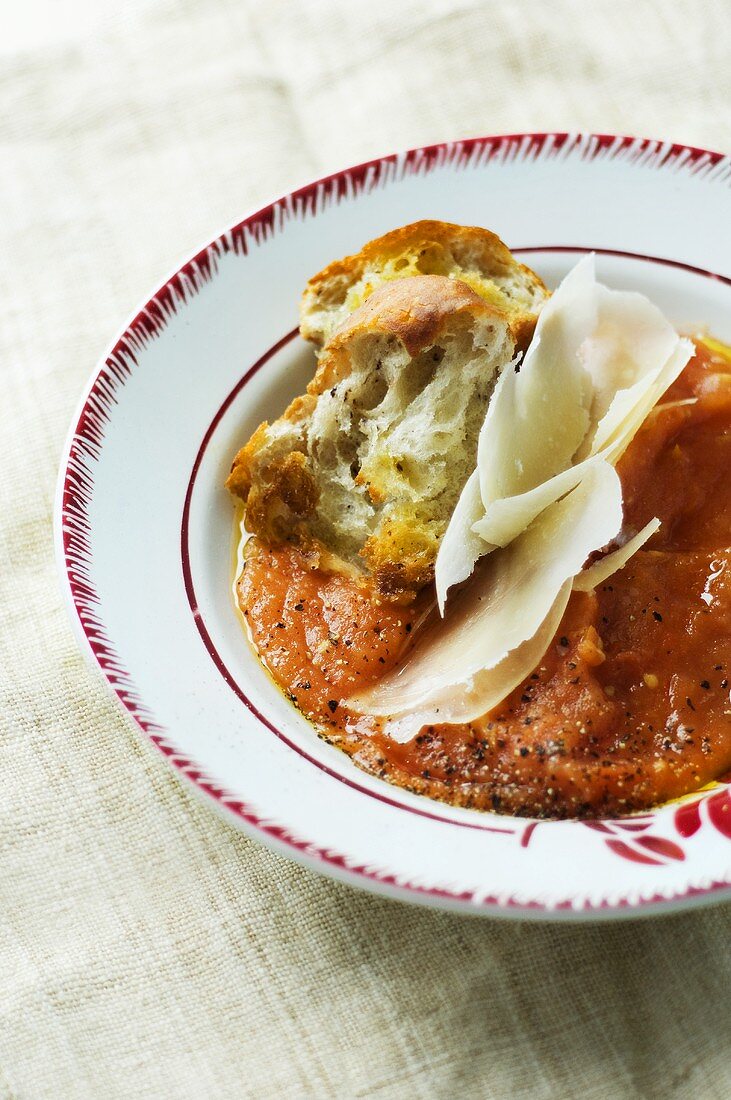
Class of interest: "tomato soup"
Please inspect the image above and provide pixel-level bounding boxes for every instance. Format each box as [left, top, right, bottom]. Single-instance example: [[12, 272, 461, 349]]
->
[[237, 339, 731, 818]]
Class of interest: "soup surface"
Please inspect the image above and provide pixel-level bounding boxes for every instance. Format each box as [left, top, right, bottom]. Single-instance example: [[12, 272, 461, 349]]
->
[[236, 339, 731, 817]]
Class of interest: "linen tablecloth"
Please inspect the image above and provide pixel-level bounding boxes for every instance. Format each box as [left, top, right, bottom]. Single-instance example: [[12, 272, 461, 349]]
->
[[2, 1, 730, 1096]]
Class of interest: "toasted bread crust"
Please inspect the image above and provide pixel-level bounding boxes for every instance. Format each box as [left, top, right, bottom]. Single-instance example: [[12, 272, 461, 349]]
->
[[225, 398, 318, 541], [361, 517, 439, 600], [304, 219, 539, 298], [308, 275, 503, 393], [328, 275, 489, 356], [227, 274, 512, 600], [300, 220, 547, 349], [228, 223, 543, 600]]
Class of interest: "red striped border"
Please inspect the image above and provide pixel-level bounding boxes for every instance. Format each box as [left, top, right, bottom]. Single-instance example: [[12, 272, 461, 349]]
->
[[58, 133, 731, 918]]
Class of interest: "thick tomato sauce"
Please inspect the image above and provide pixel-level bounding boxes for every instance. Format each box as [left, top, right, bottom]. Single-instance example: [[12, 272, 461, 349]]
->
[[237, 339, 731, 818]]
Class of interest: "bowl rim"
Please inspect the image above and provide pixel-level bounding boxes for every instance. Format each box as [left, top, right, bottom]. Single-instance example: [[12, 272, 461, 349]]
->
[[55, 131, 731, 920]]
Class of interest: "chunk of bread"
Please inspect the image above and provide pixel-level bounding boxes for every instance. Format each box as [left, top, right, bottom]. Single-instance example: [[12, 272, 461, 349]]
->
[[227, 275, 515, 601], [300, 220, 548, 350]]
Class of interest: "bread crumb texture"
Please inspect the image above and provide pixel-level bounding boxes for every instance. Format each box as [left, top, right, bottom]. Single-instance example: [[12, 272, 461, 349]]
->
[[227, 223, 548, 601]]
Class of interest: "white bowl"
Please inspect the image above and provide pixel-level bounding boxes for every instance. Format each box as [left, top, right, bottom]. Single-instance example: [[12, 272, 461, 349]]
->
[[56, 133, 731, 919]]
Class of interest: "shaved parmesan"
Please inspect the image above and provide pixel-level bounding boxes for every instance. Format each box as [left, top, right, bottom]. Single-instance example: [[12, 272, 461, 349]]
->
[[435, 470, 491, 613], [471, 458, 591, 550], [435, 256, 693, 606], [350, 461, 622, 732], [475, 275, 691, 547], [475, 256, 595, 524], [467, 340, 691, 553], [589, 367, 665, 457], [591, 341, 694, 462], [647, 397, 698, 417], [382, 584, 572, 743], [579, 286, 679, 441], [573, 518, 661, 592]]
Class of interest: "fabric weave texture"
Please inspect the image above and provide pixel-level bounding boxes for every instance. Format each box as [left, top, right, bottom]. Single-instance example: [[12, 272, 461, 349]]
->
[[1, 1, 730, 1096]]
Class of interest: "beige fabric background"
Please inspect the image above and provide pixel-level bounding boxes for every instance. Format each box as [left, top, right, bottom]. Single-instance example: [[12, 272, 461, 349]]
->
[[2, 1, 730, 1096]]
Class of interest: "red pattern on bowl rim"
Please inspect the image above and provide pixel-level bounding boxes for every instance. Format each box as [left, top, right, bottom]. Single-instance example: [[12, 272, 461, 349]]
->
[[57, 133, 731, 918]]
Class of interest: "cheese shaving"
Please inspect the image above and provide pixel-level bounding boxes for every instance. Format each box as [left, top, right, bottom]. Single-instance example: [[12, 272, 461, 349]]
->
[[381, 584, 572, 743], [434, 470, 492, 612], [349, 461, 622, 732], [435, 256, 693, 609], [573, 518, 661, 592], [476, 262, 595, 508]]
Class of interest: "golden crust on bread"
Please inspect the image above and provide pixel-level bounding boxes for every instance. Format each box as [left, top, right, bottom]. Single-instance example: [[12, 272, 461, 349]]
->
[[361, 513, 439, 599], [300, 220, 548, 351], [227, 272, 516, 602], [306, 275, 499, 392]]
